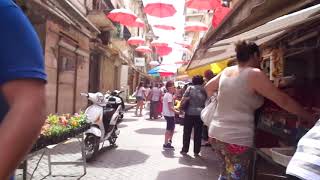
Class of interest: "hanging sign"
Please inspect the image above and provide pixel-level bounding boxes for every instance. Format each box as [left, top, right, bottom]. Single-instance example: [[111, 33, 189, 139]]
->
[[134, 57, 145, 67]]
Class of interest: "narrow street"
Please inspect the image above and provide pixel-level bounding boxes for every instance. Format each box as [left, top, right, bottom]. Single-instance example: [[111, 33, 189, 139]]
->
[[17, 107, 220, 180]]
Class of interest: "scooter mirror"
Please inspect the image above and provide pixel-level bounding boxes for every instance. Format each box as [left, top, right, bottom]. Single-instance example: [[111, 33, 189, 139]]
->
[[80, 93, 89, 97]]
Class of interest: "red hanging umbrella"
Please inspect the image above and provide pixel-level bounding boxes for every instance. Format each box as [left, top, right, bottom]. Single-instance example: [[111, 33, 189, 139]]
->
[[128, 36, 145, 45], [151, 39, 169, 47], [144, 2, 177, 18], [131, 18, 145, 28], [175, 41, 192, 49], [156, 46, 172, 57], [185, 0, 220, 10], [212, 5, 230, 28], [107, 8, 137, 26], [153, 24, 176, 30], [159, 72, 175, 77], [185, 21, 208, 32], [136, 46, 152, 53]]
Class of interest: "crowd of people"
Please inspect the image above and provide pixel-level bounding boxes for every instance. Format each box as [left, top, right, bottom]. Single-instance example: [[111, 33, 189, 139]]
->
[[132, 40, 317, 180]]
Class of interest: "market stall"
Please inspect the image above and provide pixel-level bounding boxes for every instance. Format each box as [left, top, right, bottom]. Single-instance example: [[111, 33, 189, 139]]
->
[[18, 113, 90, 179], [252, 11, 320, 179]]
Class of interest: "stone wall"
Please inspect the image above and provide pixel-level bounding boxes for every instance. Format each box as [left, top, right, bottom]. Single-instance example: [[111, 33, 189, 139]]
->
[[44, 20, 90, 114]]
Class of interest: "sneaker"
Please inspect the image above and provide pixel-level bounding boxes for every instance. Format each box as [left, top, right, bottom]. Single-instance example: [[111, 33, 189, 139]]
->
[[194, 153, 200, 157], [163, 143, 174, 150]]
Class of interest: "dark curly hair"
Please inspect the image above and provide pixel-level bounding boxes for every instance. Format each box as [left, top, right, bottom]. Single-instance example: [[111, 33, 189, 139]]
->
[[192, 75, 204, 85], [235, 41, 260, 63]]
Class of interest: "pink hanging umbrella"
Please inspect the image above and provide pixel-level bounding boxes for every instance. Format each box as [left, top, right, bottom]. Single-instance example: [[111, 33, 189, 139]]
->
[[131, 18, 145, 28], [156, 46, 172, 57], [144, 2, 177, 18], [185, 21, 209, 32], [212, 5, 230, 28], [128, 36, 145, 45], [136, 46, 152, 53], [175, 41, 192, 49], [185, 0, 220, 10], [153, 24, 176, 30], [159, 72, 175, 77], [151, 39, 169, 47], [107, 8, 137, 26]]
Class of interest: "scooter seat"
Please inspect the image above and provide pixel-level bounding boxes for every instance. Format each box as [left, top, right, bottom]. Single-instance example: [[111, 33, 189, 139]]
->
[[103, 107, 116, 129]]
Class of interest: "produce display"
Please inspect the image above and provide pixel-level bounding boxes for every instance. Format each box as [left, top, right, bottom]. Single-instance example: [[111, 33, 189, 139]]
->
[[31, 112, 90, 152]]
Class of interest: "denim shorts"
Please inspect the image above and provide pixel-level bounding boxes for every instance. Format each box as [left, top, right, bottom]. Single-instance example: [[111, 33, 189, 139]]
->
[[136, 96, 144, 101], [164, 116, 175, 131]]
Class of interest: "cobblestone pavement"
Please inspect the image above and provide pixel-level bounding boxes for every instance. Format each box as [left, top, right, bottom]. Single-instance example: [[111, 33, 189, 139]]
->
[[16, 108, 220, 180]]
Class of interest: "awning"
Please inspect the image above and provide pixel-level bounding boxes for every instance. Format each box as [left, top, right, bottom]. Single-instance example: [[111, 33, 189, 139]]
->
[[200, 0, 316, 47], [186, 60, 229, 77], [188, 4, 320, 70]]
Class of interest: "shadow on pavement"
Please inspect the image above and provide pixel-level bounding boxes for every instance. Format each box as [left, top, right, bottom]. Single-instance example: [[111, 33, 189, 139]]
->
[[122, 118, 139, 122], [144, 118, 165, 122], [156, 167, 216, 180], [91, 149, 150, 169], [135, 128, 166, 135], [161, 150, 178, 159], [117, 124, 128, 128]]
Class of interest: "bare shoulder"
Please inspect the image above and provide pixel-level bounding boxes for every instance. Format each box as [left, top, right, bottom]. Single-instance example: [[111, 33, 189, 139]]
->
[[247, 68, 265, 78]]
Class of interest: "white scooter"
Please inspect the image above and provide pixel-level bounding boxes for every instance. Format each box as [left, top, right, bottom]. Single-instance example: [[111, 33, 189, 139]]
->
[[81, 92, 121, 161]]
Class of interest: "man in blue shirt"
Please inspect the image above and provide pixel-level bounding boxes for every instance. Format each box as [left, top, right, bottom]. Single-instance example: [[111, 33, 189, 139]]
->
[[0, 1, 47, 179]]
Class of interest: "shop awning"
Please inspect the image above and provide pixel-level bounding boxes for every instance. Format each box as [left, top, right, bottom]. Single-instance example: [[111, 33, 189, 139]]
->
[[188, 3, 320, 70], [186, 60, 229, 77], [200, 0, 316, 48]]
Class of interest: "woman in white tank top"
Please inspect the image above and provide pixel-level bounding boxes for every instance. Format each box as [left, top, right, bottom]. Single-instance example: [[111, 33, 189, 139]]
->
[[205, 41, 315, 180]]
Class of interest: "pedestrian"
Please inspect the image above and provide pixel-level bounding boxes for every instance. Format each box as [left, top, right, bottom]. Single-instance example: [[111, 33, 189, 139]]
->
[[149, 83, 162, 119], [144, 84, 151, 109], [0, 2, 47, 179], [135, 82, 146, 117], [180, 76, 207, 157], [202, 70, 216, 147], [162, 81, 177, 150], [205, 41, 315, 180], [158, 83, 164, 117]]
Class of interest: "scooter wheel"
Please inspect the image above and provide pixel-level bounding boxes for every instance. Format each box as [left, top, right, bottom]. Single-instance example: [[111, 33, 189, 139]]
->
[[84, 134, 100, 162]]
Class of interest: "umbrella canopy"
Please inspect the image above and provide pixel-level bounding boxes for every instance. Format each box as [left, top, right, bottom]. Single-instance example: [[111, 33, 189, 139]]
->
[[144, 2, 177, 18], [212, 5, 230, 28], [185, 21, 209, 32], [186, 0, 220, 10], [155, 46, 172, 57], [159, 72, 175, 77], [107, 8, 137, 26], [136, 46, 152, 53], [131, 18, 145, 28], [175, 41, 192, 49], [127, 36, 145, 45], [148, 65, 176, 75], [151, 39, 169, 47], [153, 24, 176, 30], [149, 61, 160, 66]]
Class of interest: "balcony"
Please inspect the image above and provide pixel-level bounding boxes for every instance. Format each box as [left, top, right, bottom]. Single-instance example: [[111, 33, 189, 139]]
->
[[87, 0, 115, 30]]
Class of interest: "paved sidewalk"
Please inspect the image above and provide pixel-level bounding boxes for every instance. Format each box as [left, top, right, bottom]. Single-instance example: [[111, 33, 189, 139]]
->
[[16, 109, 220, 180]]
